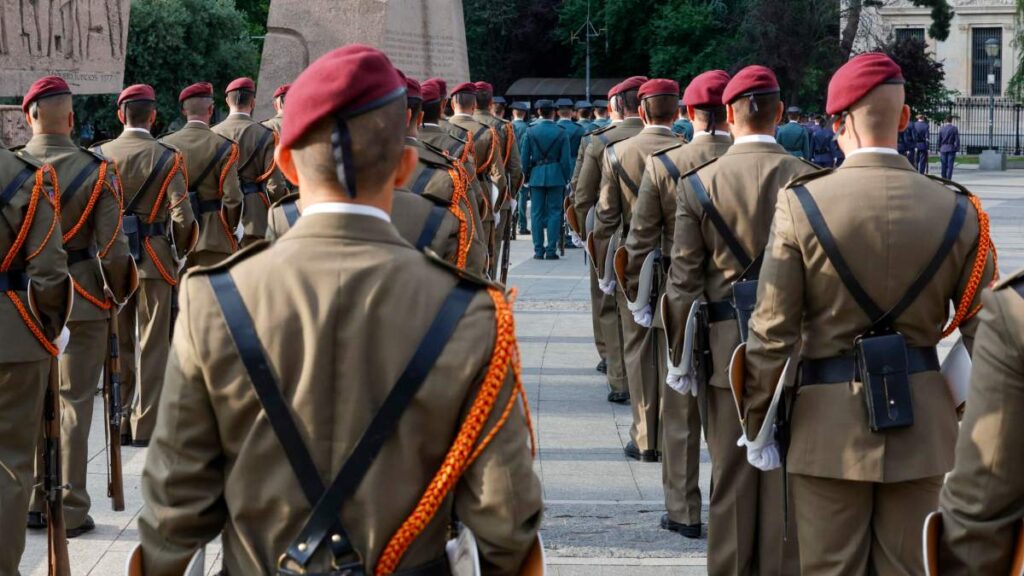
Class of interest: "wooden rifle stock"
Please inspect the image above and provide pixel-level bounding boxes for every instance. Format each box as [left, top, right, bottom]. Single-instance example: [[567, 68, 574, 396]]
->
[[105, 311, 125, 511], [44, 356, 71, 576], [499, 209, 514, 284]]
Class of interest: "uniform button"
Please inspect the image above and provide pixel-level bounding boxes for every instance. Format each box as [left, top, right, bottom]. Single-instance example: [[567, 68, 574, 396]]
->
[[331, 534, 342, 543], [297, 543, 308, 552]]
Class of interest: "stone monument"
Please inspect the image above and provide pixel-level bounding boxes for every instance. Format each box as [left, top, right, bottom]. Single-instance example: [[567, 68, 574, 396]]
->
[[0, 105, 31, 147], [0, 0, 132, 96], [254, 0, 470, 119]]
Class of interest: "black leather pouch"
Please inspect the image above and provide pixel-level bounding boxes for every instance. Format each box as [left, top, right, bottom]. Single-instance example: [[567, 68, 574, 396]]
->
[[855, 332, 914, 431], [731, 279, 758, 343], [122, 214, 141, 261]]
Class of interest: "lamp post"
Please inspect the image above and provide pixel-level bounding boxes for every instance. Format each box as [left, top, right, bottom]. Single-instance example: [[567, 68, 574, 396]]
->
[[980, 37, 1006, 170], [571, 0, 605, 101]]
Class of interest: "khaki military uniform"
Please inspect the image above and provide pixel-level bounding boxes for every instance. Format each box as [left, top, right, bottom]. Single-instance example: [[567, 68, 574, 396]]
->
[[741, 151, 996, 575], [138, 211, 542, 576], [0, 148, 71, 574], [261, 113, 283, 136], [622, 132, 732, 527], [23, 134, 137, 529], [572, 118, 644, 397], [937, 269, 1024, 575], [212, 114, 282, 245], [161, 121, 243, 268], [447, 114, 506, 275], [262, 112, 298, 199], [666, 139, 815, 575], [592, 125, 682, 454], [419, 123, 488, 243], [475, 110, 523, 276], [97, 130, 197, 443]]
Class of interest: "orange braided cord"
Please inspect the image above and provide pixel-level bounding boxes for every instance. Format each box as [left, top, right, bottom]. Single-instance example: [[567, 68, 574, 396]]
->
[[476, 129, 497, 175], [445, 167, 470, 268], [461, 130, 474, 166], [72, 279, 111, 311], [144, 238, 177, 286], [110, 165, 126, 204], [7, 292, 58, 356], [147, 152, 183, 223], [219, 212, 239, 252], [25, 170, 59, 262], [62, 161, 107, 243], [98, 180, 124, 258], [255, 131, 279, 183], [503, 124, 515, 167], [219, 143, 240, 196], [376, 288, 520, 575], [942, 194, 997, 338], [41, 164, 60, 209]]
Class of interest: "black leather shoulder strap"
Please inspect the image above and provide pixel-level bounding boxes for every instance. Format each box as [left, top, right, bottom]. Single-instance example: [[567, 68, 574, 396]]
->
[[125, 147, 174, 214], [0, 166, 36, 209], [282, 200, 300, 227], [410, 167, 436, 196], [237, 124, 274, 173], [655, 152, 681, 181], [1012, 278, 1024, 299], [60, 160, 101, 206], [190, 140, 233, 192], [607, 144, 639, 196], [687, 173, 753, 270], [416, 205, 448, 251]]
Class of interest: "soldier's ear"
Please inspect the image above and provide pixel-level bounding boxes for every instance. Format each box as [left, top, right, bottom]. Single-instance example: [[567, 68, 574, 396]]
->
[[276, 145, 299, 187], [774, 102, 784, 125], [726, 104, 736, 125], [117, 108, 126, 125], [394, 145, 418, 188], [898, 105, 911, 131], [686, 105, 696, 122]]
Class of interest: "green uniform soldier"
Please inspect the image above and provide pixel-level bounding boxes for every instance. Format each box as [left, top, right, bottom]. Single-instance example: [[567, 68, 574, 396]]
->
[[0, 78, 72, 571], [511, 102, 532, 235], [592, 99, 611, 128], [162, 82, 243, 268], [519, 100, 572, 261], [933, 268, 1024, 574], [571, 78, 646, 403], [262, 84, 297, 197], [672, 101, 694, 140], [738, 54, 996, 575], [492, 95, 508, 119], [666, 66, 815, 575], [95, 84, 198, 447], [576, 101, 596, 134], [622, 71, 733, 538], [212, 77, 283, 246], [475, 81, 523, 276], [775, 106, 811, 159], [21, 76, 137, 537], [136, 44, 542, 576]]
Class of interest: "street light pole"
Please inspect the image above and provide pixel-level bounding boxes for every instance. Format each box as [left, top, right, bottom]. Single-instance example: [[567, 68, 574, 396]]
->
[[572, 0, 604, 102], [985, 37, 1000, 151]]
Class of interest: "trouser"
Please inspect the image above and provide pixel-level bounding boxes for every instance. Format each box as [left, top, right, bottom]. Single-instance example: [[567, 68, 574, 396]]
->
[[915, 147, 928, 174], [0, 359, 49, 575], [940, 151, 956, 180], [588, 264, 607, 360], [662, 363, 702, 525], [791, 474, 942, 576], [517, 187, 530, 231], [617, 290, 660, 451], [707, 385, 799, 576], [187, 250, 231, 269], [530, 186, 562, 256], [595, 268, 627, 395], [490, 206, 512, 277], [120, 278, 173, 442]]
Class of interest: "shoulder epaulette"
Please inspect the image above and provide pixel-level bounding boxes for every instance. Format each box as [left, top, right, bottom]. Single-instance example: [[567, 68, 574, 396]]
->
[[590, 124, 615, 136], [155, 140, 181, 155], [81, 146, 110, 164], [418, 143, 455, 168], [925, 174, 974, 196], [270, 191, 300, 209], [797, 157, 820, 170], [993, 267, 1024, 291], [449, 123, 469, 137], [681, 156, 720, 179], [786, 167, 832, 189], [653, 142, 684, 157], [88, 139, 113, 152], [12, 148, 43, 168], [188, 240, 270, 276], [423, 248, 500, 290]]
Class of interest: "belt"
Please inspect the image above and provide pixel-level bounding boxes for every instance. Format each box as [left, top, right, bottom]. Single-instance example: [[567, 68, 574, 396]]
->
[[194, 197, 222, 214], [706, 300, 737, 323], [270, 556, 447, 576], [138, 221, 167, 238], [66, 247, 95, 267], [241, 181, 265, 195], [801, 346, 940, 385], [0, 269, 28, 291]]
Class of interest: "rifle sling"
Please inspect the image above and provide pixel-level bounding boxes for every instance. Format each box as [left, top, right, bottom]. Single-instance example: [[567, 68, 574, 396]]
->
[[688, 173, 757, 272]]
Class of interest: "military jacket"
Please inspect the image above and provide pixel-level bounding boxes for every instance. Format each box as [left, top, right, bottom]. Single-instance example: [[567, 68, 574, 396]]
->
[[593, 117, 612, 129], [577, 119, 596, 134], [138, 212, 542, 575], [96, 130, 197, 285], [672, 118, 694, 141], [556, 118, 586, 169], [511, 119, 529, 149], [571, 118, 644, 232], [475, 110, 524, 201], [24, 134, 135, 322], [447, 114, 507, 206], [776, 122, 811, 159], [212, 114, 283, 243], [420, 123, 488, 226], [742, 151, 996, 483], [519, 119, 572, 189], [0, 148, 71, 362], [161, 121, 242, 257], [261, 113, 283, 137]]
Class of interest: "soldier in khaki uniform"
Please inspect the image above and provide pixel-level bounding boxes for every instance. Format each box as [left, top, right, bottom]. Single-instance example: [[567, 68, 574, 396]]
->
[[22, 77, 137, 537], [137, 45, 542, 576], [571, 78, 646, 403], [261, 83, 289, 136], [592, 79, 683, 462], [212, 77, 283, 246], [665, 66, 814, 575], [95, 84, 198, 446], [934, 268, 1023, 575], [0, 101, 71, 572], [474, 81, 523, 275], [162, 82, 243, 268], [621, 71, 732, 538], [739, 54, 997, 576]]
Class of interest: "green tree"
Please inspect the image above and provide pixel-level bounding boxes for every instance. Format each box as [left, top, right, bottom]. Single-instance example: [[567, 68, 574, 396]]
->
[[875, 35, 951, 118], [648, 0, 739, 83]]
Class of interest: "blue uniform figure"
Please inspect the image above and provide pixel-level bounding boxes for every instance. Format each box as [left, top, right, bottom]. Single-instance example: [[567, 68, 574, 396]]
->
[[521, 101, 572, 259], [672, 117, 694, 140], [811, 122, 835, 167], [777, 106, 811, 159], [900, 126, 916, 164], [511, 101, 532, 234], [576, 100, 596, 134], [912, 116, 930, 174], [592, 99, 611, 128], [938, 116, 960, 180]]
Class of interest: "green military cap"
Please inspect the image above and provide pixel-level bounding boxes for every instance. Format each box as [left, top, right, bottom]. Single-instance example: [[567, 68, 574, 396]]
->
[[493, 96, 507, 105], [575, 100, 593, 110], [593, 99, 608, 108], [535, 99, 556, 110], [554, 98, 574, 108], [787, 105, 802, 114], [511, 101, 530, 112]]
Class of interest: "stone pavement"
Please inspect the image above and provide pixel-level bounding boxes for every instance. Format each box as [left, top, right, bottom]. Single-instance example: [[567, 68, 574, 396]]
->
[[20, 169, 1024, 575]]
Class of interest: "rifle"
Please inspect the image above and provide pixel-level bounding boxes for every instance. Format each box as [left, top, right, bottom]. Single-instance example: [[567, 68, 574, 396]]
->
[[169, 285, 179, 341], [43, 356, 71, 576], [104, 311, 125, 511], [693, 304, 713, 443], [559, 186, 568, 256], [499, 207, 514, 284]]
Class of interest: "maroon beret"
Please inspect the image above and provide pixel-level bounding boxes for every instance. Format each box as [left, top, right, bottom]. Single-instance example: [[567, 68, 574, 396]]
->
[[178, 82, 213, 103], [826, 52, 905, 115], [683, 70, 731, 108], [406, 76, 422, 101], [450, 82, 476, 96], [638, 78, 679, 100], [421, 81, 442, 103], [609, 76, 648, 98], [22, 76, 71, 113], [722, 65, 779, 105], [425, 77, 447, 98], [280, 44, 405, 150], [225, 77, 256, 94], [474, 81, 493, 94], [117, 84, 156, 107], [273, 84, 291, 99]]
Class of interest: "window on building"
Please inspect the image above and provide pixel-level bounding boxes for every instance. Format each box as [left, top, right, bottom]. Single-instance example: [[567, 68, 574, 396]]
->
[[895, 28, 925, 44], [972, 27, 1003, 97]]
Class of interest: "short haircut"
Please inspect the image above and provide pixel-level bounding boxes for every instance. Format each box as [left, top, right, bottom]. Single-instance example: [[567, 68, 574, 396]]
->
[[422, 100, 442, 123], [612, 90, 640, 116], [227, 90, 254, 108], [787, 111, 800, 120], [944, 115, 953, 122], [694, 106, 726, 125], [453, 92, 476, 109], [643, 94, 677, 124], [538, 108, 555, 119], [476, 92, 493, 108], [730, 92, 780, 132], [291, 97, 407, 195], [182, 97, 214, 117], [123, 100, 156, 126], [407, 99, 422, 128], [31, 94, 72, 131], [578, 109, 593, 119]]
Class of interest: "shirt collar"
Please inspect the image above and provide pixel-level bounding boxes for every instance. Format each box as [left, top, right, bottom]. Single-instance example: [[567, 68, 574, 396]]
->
[[123, 127, 152, 135], [301, 202, 391, 222], [788, 120, 800, 124], [693, 130, 729, 140], [186, 120, 209, 127], [229, 112, 252, 118], [450, 113, 473, 120], [734, 134, 777, 145], [643, 125, 674, 134], [846, 147, 899, 158]]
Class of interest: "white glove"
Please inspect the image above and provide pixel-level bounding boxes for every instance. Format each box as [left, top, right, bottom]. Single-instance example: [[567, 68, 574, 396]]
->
[[666, 372, 698, 396], [598, 278, 616, 296], [632, 304, 652, 328], [510, 199, 518, 213], [737, 430, 781, 471], [494, 210, 501, 228], [235, 221, 244, 242], [570, 231, 584, 248], [54, 326, 71, 356]]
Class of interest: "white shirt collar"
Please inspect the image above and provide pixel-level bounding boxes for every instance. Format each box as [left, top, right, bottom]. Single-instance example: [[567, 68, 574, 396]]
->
[[644, 125, 674, 133], [788, 120, 800, 124], [733, 134, 777, 145], [229, 112, 252, 118], [693, 130, 729, 140], [186, 120, 209, 127], [123, 127, 152, 135], [847, 147, 899, 158], [301, 202, 391, 222]]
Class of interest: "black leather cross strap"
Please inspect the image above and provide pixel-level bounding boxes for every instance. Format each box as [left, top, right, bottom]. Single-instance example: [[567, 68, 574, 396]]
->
[[194, 198, 222, 214], [60, 162, 100, 206], [607, 145, 639, 196], [125, 148, 174, 215], [0, 167, 35, 209], [238, 126, 274, 173], [66, 247, 95, 267], [189, 140, 233, 195], [415, 205, 448, 251], [802, 346, 939, 385], [240, 181, 265, 195], [1013, 279, 1024, 299], [137, 221, 167, 238], [530, 131, 561, 166], [212, 271, 480, 569], [283, 201, 301, 227], [792, 185, 968, 329], [656, 153, 681, 181], [687, 173, 754, 271], [410, 168, 436, 196], [0, 270, 28, 291]]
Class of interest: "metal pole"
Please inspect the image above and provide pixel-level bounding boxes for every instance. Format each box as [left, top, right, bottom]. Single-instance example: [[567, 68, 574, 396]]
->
[[989, 61, 995, 150], [585, 25, 591, 101]]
